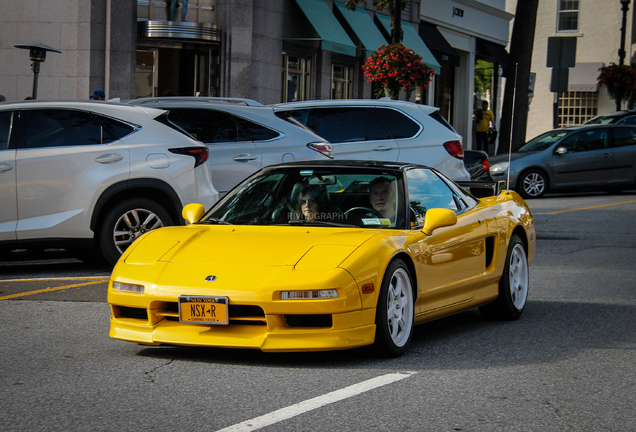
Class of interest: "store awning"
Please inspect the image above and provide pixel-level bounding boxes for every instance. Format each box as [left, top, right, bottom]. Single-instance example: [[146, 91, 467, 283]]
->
[[375, 14, 441, 74], [334, 2, 387, 57], [292, 0, 357, 57], [477, 38, 509, 70], [569, 62, 604, 91], [418, 22, 460, 67]]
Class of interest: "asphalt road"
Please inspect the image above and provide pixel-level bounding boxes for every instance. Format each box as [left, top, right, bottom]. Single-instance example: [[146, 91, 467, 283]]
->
[[1, 191, 635, 431]]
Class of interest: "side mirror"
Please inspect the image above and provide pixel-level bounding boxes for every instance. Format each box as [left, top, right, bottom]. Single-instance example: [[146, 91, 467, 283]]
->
[[422, 208, 457, 236], [182, 203, 205, 224], [555, 146, 568, 155]]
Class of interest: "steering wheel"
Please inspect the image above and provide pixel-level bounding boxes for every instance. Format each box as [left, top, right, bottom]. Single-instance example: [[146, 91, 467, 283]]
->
[[344, 206, 384, 219]]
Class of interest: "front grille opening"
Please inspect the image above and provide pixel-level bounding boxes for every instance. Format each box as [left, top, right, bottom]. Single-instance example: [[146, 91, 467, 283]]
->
[[118, 306, 148, 320], [285, 314, 333, 328], [230, 305, 265, 318]]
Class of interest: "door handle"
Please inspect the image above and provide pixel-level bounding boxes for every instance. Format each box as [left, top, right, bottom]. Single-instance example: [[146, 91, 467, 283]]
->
[[373, 146, 393, 152], [233, 154, 258, 162], [0, 163, 13, 173], [602, 153, 611, 158], [95, 153, 124, 164]]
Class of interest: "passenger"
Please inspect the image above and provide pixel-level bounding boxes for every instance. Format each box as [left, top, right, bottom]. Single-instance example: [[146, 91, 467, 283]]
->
[[295, 185, 330, 222], [369, 177, 397, 222]]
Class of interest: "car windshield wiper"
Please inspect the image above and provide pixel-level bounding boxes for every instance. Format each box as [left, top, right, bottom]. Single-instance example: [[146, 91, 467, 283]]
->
[[197, 218, 233, 225], [287, 220, 356, 228]]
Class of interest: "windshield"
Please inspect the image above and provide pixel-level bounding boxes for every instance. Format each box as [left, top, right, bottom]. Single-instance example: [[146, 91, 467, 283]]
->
[[202, 166, 405, 228], [518, 130, 570, 152], [585, 114, 623, 125]]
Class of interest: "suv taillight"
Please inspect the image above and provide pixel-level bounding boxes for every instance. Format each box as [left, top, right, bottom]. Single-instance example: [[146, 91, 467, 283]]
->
[[443, 141, 464, 160], [169, 147, 210, 168], [307, 142, 334, 159], [483, 157, 490, 173]]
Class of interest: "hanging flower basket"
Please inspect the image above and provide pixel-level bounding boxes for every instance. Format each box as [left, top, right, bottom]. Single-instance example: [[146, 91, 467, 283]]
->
[[597, 63, 636, 104], [362, 43, 435, 100]]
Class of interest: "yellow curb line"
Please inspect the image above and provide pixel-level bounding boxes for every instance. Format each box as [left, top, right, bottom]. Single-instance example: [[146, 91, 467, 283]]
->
[[0, 277, 109, 282], [0, 280, 107, 301]]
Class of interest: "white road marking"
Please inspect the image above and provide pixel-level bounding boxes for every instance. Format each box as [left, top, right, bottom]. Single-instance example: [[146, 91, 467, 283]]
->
[[215, 372, 416, 432]]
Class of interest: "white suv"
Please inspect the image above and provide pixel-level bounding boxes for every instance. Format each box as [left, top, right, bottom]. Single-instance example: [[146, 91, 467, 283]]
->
[[272, 99, 470, 181], [127, 97, 333, 195], [0, 100, 218, 265]]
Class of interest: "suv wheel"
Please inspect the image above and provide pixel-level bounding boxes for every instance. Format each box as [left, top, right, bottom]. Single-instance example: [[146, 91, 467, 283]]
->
[[98, 198, 174, 266]]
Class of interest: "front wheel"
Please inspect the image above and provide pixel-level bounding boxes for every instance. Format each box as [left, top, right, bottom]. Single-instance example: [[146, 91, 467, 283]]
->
[[518, 170, 547, 199], [373, 259, 414, 357], [98, 198, 174, 266], [479, 234, 529, 320]]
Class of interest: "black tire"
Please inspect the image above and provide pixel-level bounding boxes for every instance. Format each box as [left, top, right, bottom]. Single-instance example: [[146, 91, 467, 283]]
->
[[98, 198, 174, 266], [373, 259, 415, 358], [479, 234, 529, 320], [517, 170, 547, 199]]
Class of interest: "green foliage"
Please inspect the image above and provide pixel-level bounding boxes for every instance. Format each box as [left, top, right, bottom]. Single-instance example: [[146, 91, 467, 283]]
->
[[474, 60, 494, 100]]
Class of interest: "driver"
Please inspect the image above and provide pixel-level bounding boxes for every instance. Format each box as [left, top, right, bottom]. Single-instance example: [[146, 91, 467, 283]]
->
[[369, 177, 396, 222]]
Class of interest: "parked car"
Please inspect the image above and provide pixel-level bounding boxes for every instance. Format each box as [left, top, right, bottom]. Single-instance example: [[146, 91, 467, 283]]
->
[[585, 110, 636, 125], [271, 99, 470, 182], [463, 149, 494, 181], [489, 124, 636, 198], [0, 100, 218, 265], [127, 97, 333, 195], [108, 160, 535, 357]]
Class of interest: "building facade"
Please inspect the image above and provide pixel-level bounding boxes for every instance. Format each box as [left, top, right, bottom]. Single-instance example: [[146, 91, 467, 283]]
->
[[505, 0, 635, 142], [0, 0, 512, 148]]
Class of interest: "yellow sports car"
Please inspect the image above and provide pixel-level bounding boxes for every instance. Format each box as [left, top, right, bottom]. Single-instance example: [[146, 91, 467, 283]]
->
[[108, 161, 535, 357]]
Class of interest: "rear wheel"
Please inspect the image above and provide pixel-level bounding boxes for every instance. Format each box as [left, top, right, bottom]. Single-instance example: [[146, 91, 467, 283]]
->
[[518, 170, 547, 199], [373, 259, 414, 357], [480, 234, 529, 320], [98, 198, 174, 266]]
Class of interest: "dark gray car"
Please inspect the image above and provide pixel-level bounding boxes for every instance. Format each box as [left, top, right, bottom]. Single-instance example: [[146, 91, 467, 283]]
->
[[489, 124, 636, 198]]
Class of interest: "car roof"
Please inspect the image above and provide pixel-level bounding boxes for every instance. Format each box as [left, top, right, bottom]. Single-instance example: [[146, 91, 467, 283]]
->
[[262, 159, 429, 171], [0, 99, 166, 118], [271, 99, 439, 115], [128, 97, 264, 107]]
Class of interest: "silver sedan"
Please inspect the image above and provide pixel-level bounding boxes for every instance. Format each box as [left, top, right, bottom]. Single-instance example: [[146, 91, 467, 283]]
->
[[490, 124, 636, 198]]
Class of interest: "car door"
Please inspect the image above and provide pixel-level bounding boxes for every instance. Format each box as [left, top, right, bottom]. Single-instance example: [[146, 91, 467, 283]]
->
[[307, 107, 400, 161], [551, 127, 613, 188], [165, 108, 262, 195], [14, 109, 130, 240], [0, 110, 17, 241], [405, 168, 490, 314], [609, 127, 636, 183]]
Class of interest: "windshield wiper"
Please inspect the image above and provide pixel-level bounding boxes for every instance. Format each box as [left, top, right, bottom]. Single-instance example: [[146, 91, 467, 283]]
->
[[198, 218, 233, 225]]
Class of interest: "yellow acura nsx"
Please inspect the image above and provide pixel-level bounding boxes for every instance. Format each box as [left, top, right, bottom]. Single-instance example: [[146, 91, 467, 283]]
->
[[108, 160, 535, 357]]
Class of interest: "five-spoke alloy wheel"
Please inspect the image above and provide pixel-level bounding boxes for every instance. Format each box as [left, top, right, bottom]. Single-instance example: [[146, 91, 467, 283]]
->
[[374, 259, 414, 357]]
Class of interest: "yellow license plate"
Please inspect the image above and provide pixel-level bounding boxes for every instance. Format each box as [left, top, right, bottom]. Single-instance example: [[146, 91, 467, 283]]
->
[[178, 296, 228, 325]]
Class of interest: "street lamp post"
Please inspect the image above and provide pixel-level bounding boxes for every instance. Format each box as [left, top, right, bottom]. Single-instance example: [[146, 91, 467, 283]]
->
[[617, 0, 632, 110], [619, 0, 631, 66], [14, 43, 61, 100]]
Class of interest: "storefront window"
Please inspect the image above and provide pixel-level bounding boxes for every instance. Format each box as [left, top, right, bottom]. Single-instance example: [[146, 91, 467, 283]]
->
[[282, 54, 311, 102], [331, 64, 353, 99], [558, 91, 598, 126]]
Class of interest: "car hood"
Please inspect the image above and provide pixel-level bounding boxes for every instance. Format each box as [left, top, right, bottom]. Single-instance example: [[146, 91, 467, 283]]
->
[[123, 225, 379, 269], [489, 152, 538, 165]]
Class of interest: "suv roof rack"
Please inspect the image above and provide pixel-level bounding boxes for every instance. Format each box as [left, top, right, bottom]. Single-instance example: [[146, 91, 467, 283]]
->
[[132, 97, 264, 107]]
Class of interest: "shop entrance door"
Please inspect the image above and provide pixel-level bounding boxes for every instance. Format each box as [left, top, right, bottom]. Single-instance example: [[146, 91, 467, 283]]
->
[[136, 46, 219, 98]]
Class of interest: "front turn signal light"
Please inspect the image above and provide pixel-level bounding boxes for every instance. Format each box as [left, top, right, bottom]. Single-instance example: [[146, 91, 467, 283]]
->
[[280, 289, 339, 300], [113, 282, 145, 294]]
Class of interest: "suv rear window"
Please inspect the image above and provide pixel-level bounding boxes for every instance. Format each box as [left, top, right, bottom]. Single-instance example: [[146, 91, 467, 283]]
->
[[428, 110, 456, 132], [165, 108, 242, 142], [22, 109, 109, 148], [376, 108, 420, 139]]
